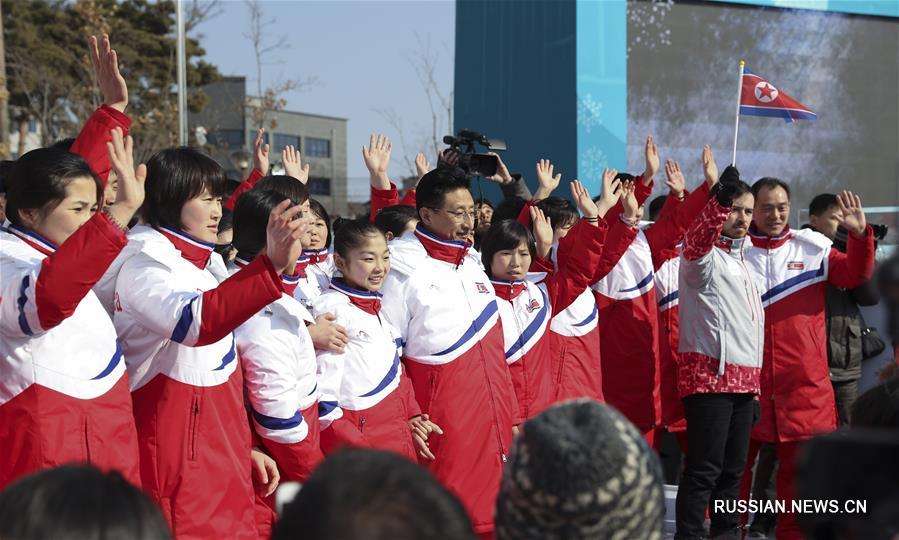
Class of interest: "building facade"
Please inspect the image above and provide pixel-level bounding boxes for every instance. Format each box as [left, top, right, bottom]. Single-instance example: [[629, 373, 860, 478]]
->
[[190, 76, 349, 217]]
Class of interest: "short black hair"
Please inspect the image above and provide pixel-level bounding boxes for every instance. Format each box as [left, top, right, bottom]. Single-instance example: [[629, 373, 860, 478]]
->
[[475, 197, 495, 211], [373, 205, 418, 238], [231, 188, 288, 260], [809, 193, 839, 217], [416, 167, 471, 217], [752, 177, 791, 200], [273, 449, 476, 540], [480, 219, 536, 276], [535, 196, 578, 231], [141, 147, 228, 229], [852, 376, 899, 429], [723, 179, 753, 201], [492, 196, 528, 224], [648, 195, 667, 222], [333, 218, 385, 259], [218, 208, 234, 234], [254, 175, 309, 206], [0, 465, 171, 540], [5, 148, 101, 227], [0, 159, 15, 194], [308, 198, 332, 248], [48, 137, 76, 152]]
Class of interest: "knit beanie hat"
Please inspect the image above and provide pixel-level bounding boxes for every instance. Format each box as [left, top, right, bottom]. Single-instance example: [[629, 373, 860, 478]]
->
[[495, 399, 665, 540]]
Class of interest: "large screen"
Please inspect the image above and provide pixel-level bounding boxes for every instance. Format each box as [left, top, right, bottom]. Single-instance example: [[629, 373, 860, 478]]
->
[[626, 0, 898, 235]]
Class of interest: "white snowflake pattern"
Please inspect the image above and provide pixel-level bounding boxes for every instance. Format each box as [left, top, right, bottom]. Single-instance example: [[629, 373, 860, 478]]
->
[[577, 93, 603, 133], [579, 146, 609, 183], [627, 0, 674, 56]]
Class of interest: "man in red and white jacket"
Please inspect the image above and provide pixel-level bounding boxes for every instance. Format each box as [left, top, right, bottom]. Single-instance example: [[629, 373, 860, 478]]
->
[[742, 179, 874, 540], [674, 171, 764, 540], [380, 167, 519, 538]]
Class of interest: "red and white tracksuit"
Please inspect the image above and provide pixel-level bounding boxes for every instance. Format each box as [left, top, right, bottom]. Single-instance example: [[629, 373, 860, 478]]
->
[[114, 225, 285, 539], [591, 182, 710, 439], [380, 225, 519, 536], [369, 181, 417, 222], [656, 248, 687, 435], [739, 224, 874, 540], [313, 279, 420, 460], [493, 217, 608, 418], [0, 215, 139, 490]]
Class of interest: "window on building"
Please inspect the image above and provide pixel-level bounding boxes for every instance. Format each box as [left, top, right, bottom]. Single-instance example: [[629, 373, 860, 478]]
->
[[305, 137, 331, 158], [28, 118, 37, 133], [273, 133, 300, 150], [207, 129, 244, 149], [247, 129, 269, 147], [307, 177, 331, 196]]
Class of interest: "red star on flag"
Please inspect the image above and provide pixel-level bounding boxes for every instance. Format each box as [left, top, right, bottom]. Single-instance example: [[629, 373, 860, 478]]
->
[[758, 83, 775, 99]]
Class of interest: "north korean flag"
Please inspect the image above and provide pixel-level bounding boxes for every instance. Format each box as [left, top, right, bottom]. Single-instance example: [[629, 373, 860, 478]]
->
[[739, 67, 817, 123]]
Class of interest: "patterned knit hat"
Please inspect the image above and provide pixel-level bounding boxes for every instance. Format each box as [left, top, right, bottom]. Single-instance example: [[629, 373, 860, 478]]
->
[[495, 399, 665, 540]]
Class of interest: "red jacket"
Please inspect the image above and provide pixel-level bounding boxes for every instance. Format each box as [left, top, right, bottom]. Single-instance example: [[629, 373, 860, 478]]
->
[[591, 182, 710, 432], [70, 105, 132, 187], [369, 182, 417, 222], [746, 224, 874, 442], [380, 226, 518, 535], [494, 218, 608, 418]]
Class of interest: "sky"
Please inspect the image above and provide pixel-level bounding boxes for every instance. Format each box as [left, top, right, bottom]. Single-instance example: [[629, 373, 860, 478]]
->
[[194, 0, 456, 200]]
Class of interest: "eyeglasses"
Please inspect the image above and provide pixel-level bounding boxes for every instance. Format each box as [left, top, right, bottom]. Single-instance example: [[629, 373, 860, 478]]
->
[[429, 208, 477, 223]]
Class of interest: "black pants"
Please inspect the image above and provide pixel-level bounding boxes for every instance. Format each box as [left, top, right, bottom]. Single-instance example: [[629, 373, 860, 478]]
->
[[831, 379, 859, 426], [675, 393, 758, 539]]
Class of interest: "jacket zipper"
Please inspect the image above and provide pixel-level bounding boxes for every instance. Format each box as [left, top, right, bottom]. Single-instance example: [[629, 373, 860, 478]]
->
[[188, 396, 200, 461], [360, 415, 366, 434], [469, 281, 507, 463], [511, 297, 528, 417], [83, 417, 91, 463]]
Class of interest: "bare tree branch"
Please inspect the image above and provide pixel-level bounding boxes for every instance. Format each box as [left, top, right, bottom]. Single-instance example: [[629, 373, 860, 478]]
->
[[186, 0, 223, 32]]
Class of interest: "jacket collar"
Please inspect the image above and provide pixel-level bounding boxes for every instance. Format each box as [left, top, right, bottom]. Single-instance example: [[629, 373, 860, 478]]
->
[[7, 224, 57, 256], [716, 236, 750, 255], [491, 279, 528, 301], [303, 247, 329, 265], [330, 278, 382, 316], [236, 256, 301, 297], [158, 226, 214, 269], [748, 224, 794, 249], [413, 224, 470, 266]]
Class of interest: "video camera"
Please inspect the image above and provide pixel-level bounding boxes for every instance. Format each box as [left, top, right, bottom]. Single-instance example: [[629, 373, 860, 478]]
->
[[442, 129, 507, 178]]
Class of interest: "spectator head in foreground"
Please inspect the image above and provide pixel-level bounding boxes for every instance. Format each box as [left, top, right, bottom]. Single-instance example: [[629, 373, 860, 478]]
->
[[273, 448, 476, 540], [851, 374, 899, 430], [797, 429, 899, 540], [0, 465, 171, 540], [496, 399, 665, 540]]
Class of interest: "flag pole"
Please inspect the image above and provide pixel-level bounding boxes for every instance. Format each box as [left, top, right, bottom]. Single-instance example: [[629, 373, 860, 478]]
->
[[732, 60, 745, 167]]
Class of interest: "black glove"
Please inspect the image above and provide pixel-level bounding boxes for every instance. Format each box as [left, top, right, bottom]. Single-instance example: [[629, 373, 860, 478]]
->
[[708, 166, 742, 207]]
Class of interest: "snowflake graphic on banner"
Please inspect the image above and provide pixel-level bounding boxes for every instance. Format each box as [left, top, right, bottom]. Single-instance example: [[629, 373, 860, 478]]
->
[[580, 146, 608, 182], [577, 94, 603, 133], [627, 0, 673, 56]]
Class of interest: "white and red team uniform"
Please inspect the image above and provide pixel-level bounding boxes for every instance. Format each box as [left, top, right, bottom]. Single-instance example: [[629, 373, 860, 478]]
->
[[380, 225, 519, 537], [0, 105, 139, 490], [313, 279, 420, 460], [739, 223, 874, 540], [113, 225, 284, 539], [494, 217, 608, 419]]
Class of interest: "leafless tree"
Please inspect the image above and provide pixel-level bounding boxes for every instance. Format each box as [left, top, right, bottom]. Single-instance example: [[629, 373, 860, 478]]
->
[[243, 0, 317, 131]]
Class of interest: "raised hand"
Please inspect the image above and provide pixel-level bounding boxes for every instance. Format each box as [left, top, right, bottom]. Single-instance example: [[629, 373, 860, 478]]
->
[[570, 179, 600, 222], [595, 167, 621, 219], [253, 128, 270, 175], [250, 448, 280, 497], [105, 127, 146, 227], [486, 152, 513, 185], [643, 135, 660, 183], [362, 134, 392, 189], [835, 191, 867, 236], [265, 199, 307, 274], [281, 145, 309, 184], [530, 205, 554, 258], [664, 159, 686, 199], [415, 152, 431, 182], [89, 34, 128, 113], [534, 159, 561, 200], [621, 181, 639, 221], [702, 145, 719, 188]]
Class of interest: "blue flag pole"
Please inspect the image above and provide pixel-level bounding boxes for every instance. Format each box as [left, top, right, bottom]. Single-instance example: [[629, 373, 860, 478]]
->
[[732, 60, 745, 167]]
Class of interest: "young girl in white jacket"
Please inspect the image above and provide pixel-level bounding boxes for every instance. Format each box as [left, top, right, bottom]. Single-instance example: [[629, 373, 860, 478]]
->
[[313, 219, 440, 461]]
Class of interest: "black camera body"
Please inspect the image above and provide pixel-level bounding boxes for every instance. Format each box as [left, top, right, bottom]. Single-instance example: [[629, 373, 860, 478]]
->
[[442, 129, 507, 178]]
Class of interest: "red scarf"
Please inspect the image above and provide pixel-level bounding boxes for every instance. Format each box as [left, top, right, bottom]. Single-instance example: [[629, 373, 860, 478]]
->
[[158, 226, 214, 270]]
